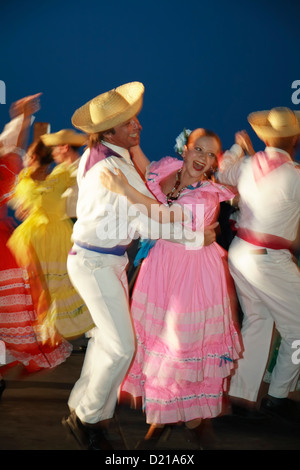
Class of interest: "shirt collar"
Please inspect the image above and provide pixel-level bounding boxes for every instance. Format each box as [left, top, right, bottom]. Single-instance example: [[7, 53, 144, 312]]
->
[[102, 141, 133, 165], [265, 147, 292, 161]]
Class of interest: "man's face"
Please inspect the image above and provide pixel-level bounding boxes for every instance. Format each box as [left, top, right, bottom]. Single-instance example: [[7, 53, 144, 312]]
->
[[107, 116, 142, 149]]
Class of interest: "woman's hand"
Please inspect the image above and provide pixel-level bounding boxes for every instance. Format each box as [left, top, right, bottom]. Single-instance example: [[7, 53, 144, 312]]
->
[[99, 167, 129, 195]]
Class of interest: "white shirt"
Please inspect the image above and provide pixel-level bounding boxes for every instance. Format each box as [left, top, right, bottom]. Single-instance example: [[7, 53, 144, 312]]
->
[[73, 142, 204, 249], [73, 142, 164, 248], [217, 146, 300, 241]]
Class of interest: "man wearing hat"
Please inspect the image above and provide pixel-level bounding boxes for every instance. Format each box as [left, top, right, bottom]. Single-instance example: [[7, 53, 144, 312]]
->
[[41, 129, 87, 221], [62, 82, 205, 450], [217, 107, 300, 423]]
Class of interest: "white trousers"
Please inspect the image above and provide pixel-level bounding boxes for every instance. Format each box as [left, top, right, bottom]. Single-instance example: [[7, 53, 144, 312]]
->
[[228, 237, 300, 401], [67, 246, 135, 424]]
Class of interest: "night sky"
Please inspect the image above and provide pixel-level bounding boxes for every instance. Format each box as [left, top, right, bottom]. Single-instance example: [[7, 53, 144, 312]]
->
[[1, 0, 300, 160]]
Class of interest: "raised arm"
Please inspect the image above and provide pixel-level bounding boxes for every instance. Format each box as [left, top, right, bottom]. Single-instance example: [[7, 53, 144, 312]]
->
[[14, 93, 42, 151], [0, 93, 41, 157], [234, 130, 255, 156], [216, 138, 245, 187]]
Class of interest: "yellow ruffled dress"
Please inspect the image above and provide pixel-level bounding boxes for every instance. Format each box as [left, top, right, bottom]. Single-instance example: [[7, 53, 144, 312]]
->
[[8, 163, 94, 343]]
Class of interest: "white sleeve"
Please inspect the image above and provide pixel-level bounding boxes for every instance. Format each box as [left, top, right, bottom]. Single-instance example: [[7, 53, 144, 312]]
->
[[291, 167, 300, 202], [217, 144, 244, 186], [0, 115, 25, 156]]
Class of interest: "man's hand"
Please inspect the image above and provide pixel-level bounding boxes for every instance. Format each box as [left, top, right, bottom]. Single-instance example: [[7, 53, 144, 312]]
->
[[9, 93, 42, 119], [235, 130, 255, 156], [204, 222, 219, 246]]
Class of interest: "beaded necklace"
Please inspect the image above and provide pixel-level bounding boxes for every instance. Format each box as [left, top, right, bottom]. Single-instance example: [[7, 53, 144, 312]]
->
[[165, 168, 204, 206], [166, 168, 188, 206]]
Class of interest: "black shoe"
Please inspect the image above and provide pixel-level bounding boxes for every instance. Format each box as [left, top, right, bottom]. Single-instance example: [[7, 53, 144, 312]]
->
[[87, 427, 114, 451], [62, 411, 114, 450], [62, 410, 89, 449], [0, 379, 6, 400], [260, 395, 300, 425]]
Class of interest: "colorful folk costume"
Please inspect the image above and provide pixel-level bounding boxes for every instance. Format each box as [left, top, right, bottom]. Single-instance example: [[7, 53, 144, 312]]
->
[[7, 162, 94, 343], [218, 144, 300, 403], [121, 157, 241, 424], [0, 152, 72, 372]]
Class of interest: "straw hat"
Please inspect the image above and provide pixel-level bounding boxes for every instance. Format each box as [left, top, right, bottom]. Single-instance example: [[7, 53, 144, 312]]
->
[[41, 129, 87, 147], [71, 81, 145, 134], [248, 107, 300, 139]]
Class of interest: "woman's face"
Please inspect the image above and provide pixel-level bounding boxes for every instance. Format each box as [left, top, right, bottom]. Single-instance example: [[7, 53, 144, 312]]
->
[[182, 135, 220, 182]]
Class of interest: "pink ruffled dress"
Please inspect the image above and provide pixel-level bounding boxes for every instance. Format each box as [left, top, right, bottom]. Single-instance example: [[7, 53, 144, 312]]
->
[[121, 157, 241, 424]]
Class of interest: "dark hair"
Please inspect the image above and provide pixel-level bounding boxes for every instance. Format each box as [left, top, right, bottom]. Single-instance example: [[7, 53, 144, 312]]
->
[[88, 128, 116, 148], [27, 139, 53, 165]]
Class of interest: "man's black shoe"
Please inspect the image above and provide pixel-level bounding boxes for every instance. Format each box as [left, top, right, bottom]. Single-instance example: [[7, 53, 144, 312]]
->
[[62, 410, 114, 450], [87, 427, 114, 451], [260, 395, 300, 425], [62, 410, 89, 449]]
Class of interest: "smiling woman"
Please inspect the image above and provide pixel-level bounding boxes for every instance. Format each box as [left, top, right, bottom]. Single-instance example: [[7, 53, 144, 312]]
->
[[171, 128, 221, 186], [101, 128, 222, 218], [100, 127, 242, 448]]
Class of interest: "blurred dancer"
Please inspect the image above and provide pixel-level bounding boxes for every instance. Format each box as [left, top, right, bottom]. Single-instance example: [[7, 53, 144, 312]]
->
[[100, 128, 241, 449], [218, 107, 300, 424], [41, 129, 87, 222], [8, 135, 94, 344], [0, 95, 72, 398]]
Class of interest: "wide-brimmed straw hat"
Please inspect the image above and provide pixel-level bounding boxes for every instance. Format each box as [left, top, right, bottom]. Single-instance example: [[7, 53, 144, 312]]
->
[[248, 107, 300, 139], [71, 81, 145, 134], [41, 129, 87, 147]]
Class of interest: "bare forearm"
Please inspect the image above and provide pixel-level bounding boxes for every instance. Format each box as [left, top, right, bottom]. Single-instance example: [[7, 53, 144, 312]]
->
[[16, 115, 32, 150]]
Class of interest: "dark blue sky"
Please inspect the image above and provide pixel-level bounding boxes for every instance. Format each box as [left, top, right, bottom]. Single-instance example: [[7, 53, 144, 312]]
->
[[1, 0, 300, 160]]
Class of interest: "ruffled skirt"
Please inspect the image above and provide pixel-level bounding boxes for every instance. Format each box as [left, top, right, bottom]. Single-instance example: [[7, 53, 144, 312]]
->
[[7, 212, 94, 342], [121, 240, 241, 424], [0, 219, 72, 371]]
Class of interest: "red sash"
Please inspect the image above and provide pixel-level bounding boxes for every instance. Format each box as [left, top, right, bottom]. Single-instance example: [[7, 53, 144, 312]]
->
[[237, 228, 292, 250]]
